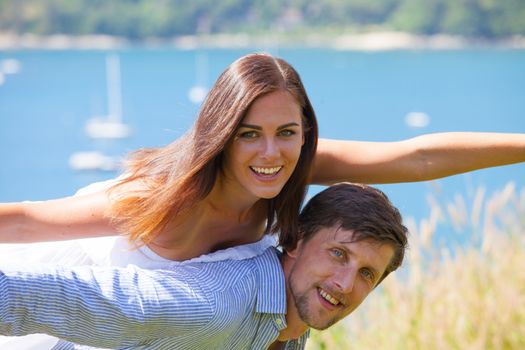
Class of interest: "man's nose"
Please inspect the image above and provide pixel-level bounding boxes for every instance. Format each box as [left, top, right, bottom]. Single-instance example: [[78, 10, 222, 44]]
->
[[334, 266, 357, 294]]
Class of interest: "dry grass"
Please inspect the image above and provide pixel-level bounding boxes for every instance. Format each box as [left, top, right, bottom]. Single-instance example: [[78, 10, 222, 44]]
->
[[307, 183, 525, 350]]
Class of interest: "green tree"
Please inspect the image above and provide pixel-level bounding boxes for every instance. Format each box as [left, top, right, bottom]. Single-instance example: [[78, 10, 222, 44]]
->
[[0, 0, 524, 39], [389, 0, 444, 34]]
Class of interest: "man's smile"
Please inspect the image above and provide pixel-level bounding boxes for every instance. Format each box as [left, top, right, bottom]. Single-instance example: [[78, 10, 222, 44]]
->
[[318, 287, 343, 307]]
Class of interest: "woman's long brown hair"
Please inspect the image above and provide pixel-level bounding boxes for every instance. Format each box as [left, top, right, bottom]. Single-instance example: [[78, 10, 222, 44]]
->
[[109, 53, 318, 249]]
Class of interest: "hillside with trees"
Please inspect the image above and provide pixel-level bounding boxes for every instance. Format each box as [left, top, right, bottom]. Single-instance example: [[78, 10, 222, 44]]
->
[[1, 0, 525, 40]]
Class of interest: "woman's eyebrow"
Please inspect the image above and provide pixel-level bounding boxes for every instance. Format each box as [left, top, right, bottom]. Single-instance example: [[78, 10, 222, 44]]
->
[[238, 122, 301, 130], [238, 123, 262, 130], [277, 122, 301, 130]]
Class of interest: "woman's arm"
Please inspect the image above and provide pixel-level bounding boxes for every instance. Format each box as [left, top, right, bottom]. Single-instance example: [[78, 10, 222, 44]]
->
[[0, 191, 117, 243], [311, 132, 525, 185]]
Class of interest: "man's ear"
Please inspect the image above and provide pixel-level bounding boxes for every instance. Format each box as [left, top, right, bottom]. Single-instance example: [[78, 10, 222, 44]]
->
[[286, 238, 304, 259]]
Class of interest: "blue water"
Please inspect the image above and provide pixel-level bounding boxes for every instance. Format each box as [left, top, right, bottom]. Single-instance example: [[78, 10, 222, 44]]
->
[[1, 48, 524, 239]]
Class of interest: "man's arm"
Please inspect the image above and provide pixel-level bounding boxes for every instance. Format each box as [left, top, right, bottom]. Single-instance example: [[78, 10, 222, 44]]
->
[[0, 263, 213, 348], [312, 132, 525, 185]]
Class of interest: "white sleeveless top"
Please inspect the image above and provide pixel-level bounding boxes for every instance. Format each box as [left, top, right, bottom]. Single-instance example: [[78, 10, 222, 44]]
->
[[73, 178, 276, 268]]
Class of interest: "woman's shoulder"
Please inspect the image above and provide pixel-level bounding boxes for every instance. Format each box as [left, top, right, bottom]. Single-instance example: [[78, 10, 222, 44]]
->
[[74, 178, 119, 196], [74, 175, 148, 198]]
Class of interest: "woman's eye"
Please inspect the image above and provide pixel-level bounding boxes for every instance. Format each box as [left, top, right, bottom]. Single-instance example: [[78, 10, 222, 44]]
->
[[239, 131, 258, 139], [278, 129, 295, 137]]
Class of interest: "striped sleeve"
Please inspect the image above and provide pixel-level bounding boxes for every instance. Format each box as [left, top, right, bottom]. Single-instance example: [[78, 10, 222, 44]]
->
[[0, 264, 214, 349]]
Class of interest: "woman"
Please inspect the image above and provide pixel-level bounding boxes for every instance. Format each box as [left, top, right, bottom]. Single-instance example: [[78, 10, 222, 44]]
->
[[1, 52, 317, 265], [1, 52, 525, 259]]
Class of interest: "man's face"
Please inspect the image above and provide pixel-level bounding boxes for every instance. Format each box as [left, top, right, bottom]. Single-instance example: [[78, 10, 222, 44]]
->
[[285, 226, 394, 330]]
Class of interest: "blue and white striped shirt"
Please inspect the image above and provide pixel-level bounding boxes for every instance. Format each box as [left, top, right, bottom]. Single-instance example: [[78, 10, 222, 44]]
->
[[0, 247, 308, 349]]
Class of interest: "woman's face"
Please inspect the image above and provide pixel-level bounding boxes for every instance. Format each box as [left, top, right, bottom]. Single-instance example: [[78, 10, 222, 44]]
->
[[223, 90, 304, 201]]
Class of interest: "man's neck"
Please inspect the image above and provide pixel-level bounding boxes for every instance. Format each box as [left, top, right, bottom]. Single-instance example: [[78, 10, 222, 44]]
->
[[278, 253, 310, 341], [277, 321, 308, 341], [268, 341, 287, 350]]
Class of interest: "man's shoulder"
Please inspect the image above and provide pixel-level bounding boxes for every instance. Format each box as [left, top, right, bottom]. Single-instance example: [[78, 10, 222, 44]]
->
[[192, 246, 282, 286], [125, 246, 281, 291]]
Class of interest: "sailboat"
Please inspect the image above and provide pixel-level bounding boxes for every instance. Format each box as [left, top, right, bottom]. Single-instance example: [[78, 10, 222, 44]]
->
[[188, 51, 208, 104], [68, 54, 128, 171], [85, 54, 131, 139], [0, 58, 21, 86]]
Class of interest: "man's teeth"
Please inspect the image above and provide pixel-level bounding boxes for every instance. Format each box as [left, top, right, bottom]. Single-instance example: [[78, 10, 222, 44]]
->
[[251, 166, 282, 175], [319, 288, 340, 306]]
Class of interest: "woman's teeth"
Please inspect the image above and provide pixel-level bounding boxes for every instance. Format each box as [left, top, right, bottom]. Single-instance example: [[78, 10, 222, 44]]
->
[[251, 166, 282, 175]]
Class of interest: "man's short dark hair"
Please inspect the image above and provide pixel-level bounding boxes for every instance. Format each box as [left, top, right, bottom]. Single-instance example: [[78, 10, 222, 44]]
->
[[296, 183, 408, 284]]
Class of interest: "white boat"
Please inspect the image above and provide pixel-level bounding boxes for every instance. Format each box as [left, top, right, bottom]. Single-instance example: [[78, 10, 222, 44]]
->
[[68, 151, 120, 171], [85, 54, 131, 139], [404, 111, 430, 128], [1, 58, 22, 75], [0, 58, 21, 86]]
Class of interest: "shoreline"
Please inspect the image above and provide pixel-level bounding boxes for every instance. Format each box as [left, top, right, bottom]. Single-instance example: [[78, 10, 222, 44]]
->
[[1, 32, 525, 51]]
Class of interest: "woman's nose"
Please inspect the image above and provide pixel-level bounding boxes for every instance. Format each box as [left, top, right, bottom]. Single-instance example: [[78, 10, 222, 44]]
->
[[260, 137, 280, 160]]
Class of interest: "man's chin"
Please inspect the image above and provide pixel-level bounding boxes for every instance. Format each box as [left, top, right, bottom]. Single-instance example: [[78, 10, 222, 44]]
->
[[307, 319, 338, 331], [301, 312, 340, 331]]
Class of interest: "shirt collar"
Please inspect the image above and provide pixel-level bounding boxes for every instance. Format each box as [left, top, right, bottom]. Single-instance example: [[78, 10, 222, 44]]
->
[[291, 330, 310, 349], [254, 247, 312, 348]]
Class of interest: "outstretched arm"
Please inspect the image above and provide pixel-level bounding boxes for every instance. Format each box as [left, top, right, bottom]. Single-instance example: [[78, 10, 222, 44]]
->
[[311, 132, 525, 185], [0, 263, 212, 348], [0, 191, 116, 243]]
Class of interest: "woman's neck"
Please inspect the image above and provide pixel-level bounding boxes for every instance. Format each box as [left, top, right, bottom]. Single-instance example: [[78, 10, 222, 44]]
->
[[205, 174, 262, 222], [147, 177, 268, 260], [148, 201, 267, 260]]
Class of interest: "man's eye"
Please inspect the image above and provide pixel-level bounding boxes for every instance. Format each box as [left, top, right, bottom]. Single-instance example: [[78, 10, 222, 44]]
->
[[331, 248, 344, 259], [278, 129, 295, 137], [360, 269, 374, 282], [239, 131, 258, 139]]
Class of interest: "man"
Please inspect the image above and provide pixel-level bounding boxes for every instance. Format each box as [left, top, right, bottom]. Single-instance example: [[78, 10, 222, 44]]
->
[[0, 183, 408, 349]]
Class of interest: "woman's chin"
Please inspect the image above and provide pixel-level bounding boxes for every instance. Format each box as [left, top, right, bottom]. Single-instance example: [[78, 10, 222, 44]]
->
[[253, 186, 284, 200]]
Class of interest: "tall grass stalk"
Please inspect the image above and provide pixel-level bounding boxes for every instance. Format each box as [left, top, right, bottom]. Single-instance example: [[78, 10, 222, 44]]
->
[[307, 183, 525, 350]]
